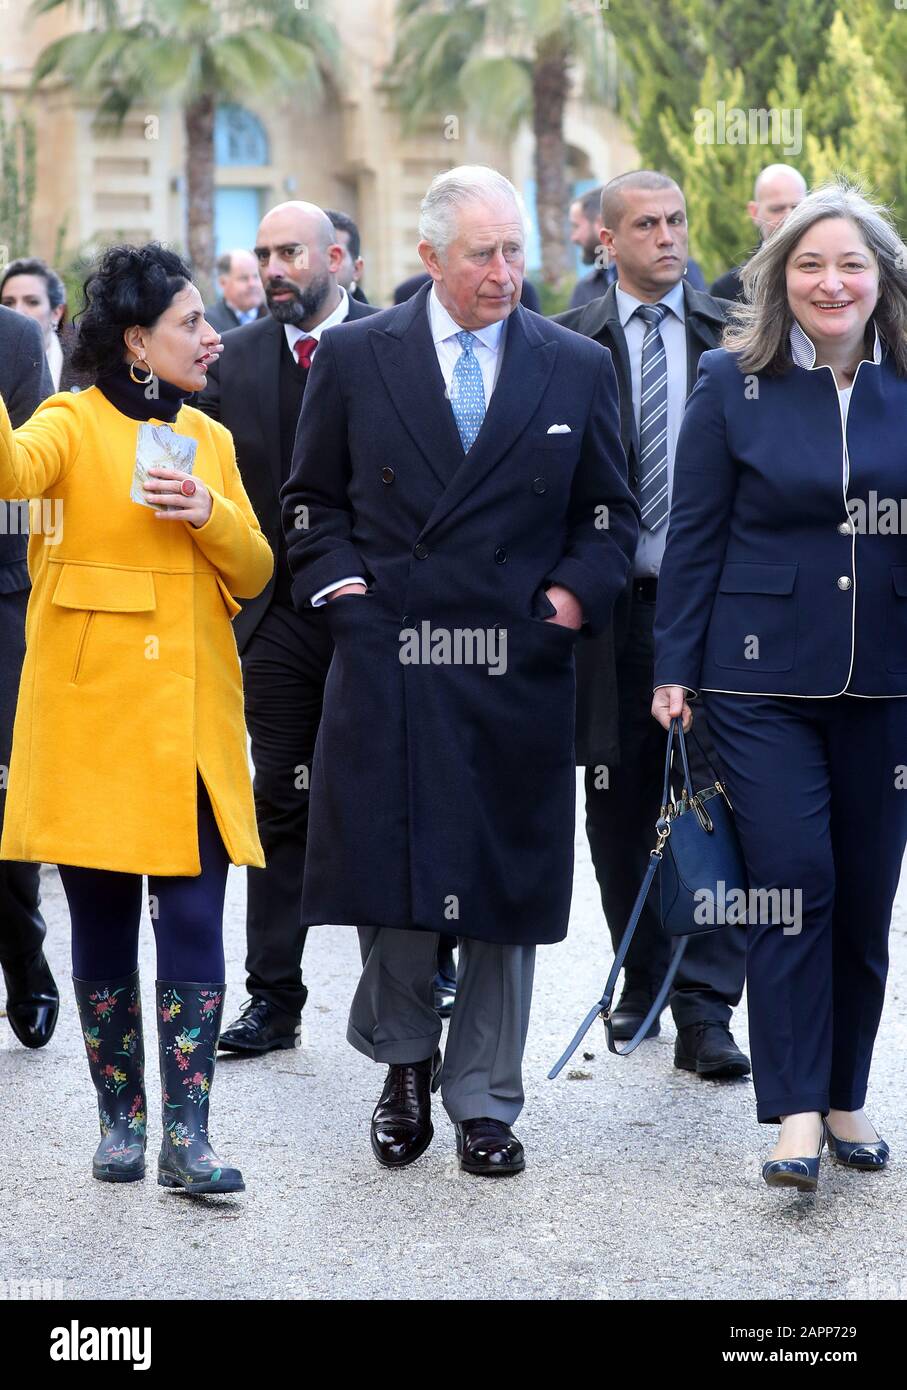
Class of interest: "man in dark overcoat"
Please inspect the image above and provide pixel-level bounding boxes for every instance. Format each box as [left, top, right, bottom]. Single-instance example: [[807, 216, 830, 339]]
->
[[280, 166, 639, 1175], [0, 304, 58, 1047]]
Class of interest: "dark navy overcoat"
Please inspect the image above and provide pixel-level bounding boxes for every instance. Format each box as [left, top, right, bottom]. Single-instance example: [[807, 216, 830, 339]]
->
[[280, 284, 639, 945], [654, 340, 907, 697]]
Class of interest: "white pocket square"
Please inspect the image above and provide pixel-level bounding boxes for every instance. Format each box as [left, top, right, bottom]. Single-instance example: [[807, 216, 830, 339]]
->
[[546, 423, 572, 434]]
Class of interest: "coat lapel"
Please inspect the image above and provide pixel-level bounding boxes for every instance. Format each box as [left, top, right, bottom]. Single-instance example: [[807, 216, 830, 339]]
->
[[254, 317, 284, 496], [369, 284, 465, 489], [421, 303, 558, 535], [577, 285, 638, 466]]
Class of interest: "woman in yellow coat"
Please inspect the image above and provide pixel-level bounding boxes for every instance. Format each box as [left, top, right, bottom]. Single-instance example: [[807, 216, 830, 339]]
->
[[0, 243, 273, 1195]]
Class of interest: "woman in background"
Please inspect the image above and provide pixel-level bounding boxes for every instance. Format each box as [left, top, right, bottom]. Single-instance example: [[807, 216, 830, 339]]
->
[[0, 257, 80, 392]]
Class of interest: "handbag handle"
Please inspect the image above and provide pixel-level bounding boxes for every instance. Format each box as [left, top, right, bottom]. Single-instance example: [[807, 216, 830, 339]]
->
[[662, 715, 694, 805]]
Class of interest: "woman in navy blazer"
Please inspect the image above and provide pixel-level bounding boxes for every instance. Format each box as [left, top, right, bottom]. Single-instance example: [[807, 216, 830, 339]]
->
[[652, 182, 907, 1192]]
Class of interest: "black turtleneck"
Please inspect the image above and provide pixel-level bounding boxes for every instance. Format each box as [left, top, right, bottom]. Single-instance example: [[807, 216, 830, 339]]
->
[[96, 362, 195, 423]]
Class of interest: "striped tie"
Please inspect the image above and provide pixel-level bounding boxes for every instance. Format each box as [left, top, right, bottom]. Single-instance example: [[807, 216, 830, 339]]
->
[[635, 303, 670, 532]]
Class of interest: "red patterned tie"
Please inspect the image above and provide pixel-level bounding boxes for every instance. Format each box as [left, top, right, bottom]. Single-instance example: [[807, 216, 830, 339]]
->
[[294, 336, 318, 370]]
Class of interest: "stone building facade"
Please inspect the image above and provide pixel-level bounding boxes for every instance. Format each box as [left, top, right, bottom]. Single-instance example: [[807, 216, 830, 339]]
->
[[2, 0, 637, 304]]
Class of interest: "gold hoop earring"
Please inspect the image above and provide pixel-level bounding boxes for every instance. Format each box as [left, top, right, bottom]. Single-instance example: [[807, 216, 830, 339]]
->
[[129, 356, 154, 385]]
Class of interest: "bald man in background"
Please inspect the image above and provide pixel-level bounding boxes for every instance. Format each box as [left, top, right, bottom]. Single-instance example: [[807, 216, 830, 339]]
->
[[711, 163, 807, 302], [197, 202, 378, 1053], [204, 248, 268, 333]]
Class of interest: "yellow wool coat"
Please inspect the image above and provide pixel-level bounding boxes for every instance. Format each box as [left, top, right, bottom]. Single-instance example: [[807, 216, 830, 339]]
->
[[0, 386, 274, 874]]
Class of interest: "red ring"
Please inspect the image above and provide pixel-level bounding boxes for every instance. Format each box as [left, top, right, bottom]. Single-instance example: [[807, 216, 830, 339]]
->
[[180, 478, 197, 498]]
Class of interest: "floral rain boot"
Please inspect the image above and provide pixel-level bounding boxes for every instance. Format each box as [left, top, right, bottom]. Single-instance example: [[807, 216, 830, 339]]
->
[[72, 970, 147, 1182], [156, 982, 245, 1195]]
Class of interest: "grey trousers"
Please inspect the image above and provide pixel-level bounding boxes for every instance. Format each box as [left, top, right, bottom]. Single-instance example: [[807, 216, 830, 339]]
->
[[348, 927, 536, 1125]]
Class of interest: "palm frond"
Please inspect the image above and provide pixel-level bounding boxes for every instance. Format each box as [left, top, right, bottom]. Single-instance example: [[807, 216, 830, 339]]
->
[[457, 55, 533, 136]]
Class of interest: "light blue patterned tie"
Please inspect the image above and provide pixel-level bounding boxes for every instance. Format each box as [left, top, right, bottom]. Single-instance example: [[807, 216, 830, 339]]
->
[[450, 330, 486, 452], [635, 303, 670, 531]]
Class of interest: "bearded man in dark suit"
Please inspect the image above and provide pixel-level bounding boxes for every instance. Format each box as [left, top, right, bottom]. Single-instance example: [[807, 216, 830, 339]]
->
[[0, 304, 58, 1048], [197, 203, 377, 1054]]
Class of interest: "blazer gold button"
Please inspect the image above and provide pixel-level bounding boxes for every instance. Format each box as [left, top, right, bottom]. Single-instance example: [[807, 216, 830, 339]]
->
[[414, 542, 429, 560], [494, 546, 507, 564], [837, 520, 852, 535], [532, 478, 547, 495], [837, 576, 852, 590], [381, 467, 395, 484]]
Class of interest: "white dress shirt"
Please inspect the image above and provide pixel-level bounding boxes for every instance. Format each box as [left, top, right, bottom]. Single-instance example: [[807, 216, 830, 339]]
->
[[284, 285, 349, 360], [616, 278, 687, 579], [788, 317, 882, 479], [311, 286, 507, 606], [46, 333, 63, 392], [427, 283, 507, 403]]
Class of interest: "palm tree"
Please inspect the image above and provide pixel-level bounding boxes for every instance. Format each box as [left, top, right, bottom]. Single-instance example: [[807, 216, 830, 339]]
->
[[29, 0, 340, 295], [389, 0, 619, 290]]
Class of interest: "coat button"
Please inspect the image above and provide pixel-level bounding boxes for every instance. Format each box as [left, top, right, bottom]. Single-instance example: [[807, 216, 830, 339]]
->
[[494, 546, 507, 564], [630, 472, 639, 486], [837, 576, 852, 590], [414, 542, 430, 560], [532, 477, 547, 495], [381, 467, 395, 484], [837, 520, 852, 535]]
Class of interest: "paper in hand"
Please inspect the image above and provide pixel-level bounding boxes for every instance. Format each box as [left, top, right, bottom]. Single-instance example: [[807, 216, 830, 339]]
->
[[131, 423, 198, 508]]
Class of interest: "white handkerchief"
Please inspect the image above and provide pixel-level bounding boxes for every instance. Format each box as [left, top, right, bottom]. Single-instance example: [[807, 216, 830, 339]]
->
[[547, 423, 572, 434]]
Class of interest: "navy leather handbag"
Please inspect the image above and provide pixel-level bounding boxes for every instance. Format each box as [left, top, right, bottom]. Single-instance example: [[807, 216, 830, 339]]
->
[[549, 717, 747, 1075]]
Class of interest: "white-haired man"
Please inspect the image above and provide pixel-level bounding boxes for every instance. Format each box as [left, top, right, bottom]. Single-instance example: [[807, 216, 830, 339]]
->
[[280, 166, 639, 1175], [711, 163, 807, 302], [204, 248, 267, 334]]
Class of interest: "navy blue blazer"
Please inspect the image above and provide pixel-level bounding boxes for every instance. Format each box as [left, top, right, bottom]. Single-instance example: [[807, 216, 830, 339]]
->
[[653, 339, 907, 697]]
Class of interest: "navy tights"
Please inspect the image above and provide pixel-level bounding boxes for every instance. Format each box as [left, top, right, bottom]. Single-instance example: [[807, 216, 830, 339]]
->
[[59, 776, 228, 982]]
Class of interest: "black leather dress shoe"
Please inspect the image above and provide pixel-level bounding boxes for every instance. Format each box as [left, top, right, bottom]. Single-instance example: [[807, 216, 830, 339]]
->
[[674, 1021, 751, 1078], [217, 996, 300, 1054], [2, 952, 59, 1049], [371, 1051, 442, 1168], [455, 1118, 525, 1176], [609, 987, 663, 1041]]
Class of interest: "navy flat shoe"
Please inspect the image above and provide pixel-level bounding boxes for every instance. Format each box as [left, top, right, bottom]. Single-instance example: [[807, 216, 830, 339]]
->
[[825, 1122, 890, 1171], [762, 1126, 825, 1192]]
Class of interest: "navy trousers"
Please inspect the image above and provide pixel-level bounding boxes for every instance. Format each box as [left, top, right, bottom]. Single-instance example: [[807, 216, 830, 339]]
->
[[703, 691, 907, 1124], [58, 775, 228, 982]]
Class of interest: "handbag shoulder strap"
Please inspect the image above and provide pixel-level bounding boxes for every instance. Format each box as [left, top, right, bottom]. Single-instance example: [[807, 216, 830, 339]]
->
[[549, 719, 693, 1080], [547, 849, 689, 1077]]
